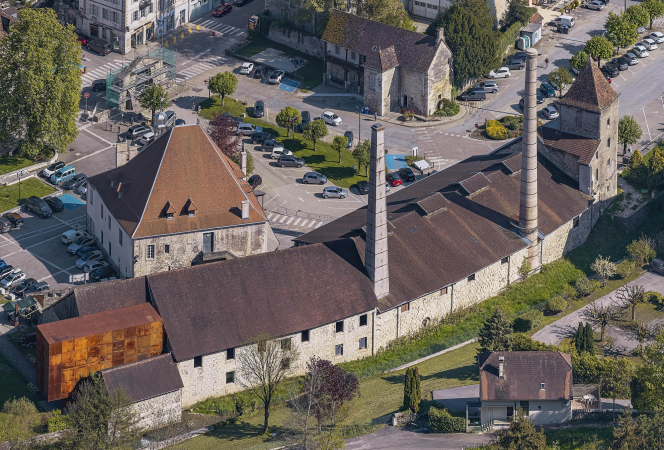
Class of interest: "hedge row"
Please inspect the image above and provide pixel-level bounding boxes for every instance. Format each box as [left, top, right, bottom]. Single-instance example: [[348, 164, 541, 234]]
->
[[429, 406, 465, 433]]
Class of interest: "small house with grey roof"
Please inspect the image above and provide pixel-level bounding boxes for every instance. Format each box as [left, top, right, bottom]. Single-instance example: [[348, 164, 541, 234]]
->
[[321, 9, 453, 116]]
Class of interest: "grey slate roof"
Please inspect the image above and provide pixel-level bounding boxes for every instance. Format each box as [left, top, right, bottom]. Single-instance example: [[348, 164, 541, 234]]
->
[[102, 353, 183, 403]]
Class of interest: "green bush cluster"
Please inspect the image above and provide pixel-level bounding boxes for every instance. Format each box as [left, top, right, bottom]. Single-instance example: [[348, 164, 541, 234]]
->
[[544, 296, 567, 314], [645, 290, 663, 306], [512, 310, 543, 332], [575, 277, 601, 296], [614, 259, 635, 279], [496, 22, 523, 60], [435, 98, 460, 117], [429, 406, 465, 433], [486, 119, 508, 140], [501, 115, 522, 131], [405, 155, 424, 166], [47, 409, 69, 432]]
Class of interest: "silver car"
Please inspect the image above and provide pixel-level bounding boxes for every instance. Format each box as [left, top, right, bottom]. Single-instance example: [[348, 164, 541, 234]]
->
[[76, 250, 103, 269], [322, 186, 348, 199], [473, 81, 499, 93], [542, 105, 559, 120]]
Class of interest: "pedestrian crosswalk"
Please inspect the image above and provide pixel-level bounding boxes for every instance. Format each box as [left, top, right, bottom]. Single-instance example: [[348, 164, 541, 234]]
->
[[267, 213, 325, 229], [176, 55, 227, 80], [81, 60, 128, 86], [192, 17, 247, 37]]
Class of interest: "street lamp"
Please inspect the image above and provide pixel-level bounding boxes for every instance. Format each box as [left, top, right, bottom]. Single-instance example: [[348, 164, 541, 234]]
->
[[355, 105, 361, 143], [16, 170, 24, 204]]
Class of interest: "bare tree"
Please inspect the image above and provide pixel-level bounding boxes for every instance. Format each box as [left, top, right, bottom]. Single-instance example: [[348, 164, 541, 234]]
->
[[625, 321, 658, 354], [590, 255, 616, 285], [237, 334, 299, 434], [616, 284, 646, 321], [287, 357, 324, 450], [584, 302, 620, 341]]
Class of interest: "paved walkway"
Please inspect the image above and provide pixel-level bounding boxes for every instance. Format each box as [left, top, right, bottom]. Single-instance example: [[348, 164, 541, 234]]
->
[[386, 338, 478, 373], [345, 425, 494, 450]]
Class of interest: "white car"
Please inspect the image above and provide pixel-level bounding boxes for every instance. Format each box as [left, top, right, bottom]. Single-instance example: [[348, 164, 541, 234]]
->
[[489, 67, 511, 79], [61, 230, 87, 245], [586, 1, 605, 10], [240, 62, 254, 74], [650, 31, 664, 44], [271, 147, 292, 159], [84, 260, 109, 273], [76, 250, 104, 269], [321, 111, 342, 126], [1, 271, 25, 289], [640, 38, 658, 51], [632, 45, 649, 58]]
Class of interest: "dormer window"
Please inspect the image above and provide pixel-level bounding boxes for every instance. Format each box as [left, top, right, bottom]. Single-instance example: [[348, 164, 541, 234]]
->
[[164, 201, 176, 220], [188, 211, 195, 217], [185, 197, 197, 218], [167, 212, 174, 220]]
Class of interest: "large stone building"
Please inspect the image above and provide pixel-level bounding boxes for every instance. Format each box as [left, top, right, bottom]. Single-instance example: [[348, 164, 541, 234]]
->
[[321, 10, 453, 116], [86, 124, 270, 278]]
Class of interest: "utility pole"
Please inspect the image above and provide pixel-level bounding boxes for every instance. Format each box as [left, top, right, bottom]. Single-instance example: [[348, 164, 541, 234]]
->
[[355, 105, 361, 143], [16, 170, 24, 204]]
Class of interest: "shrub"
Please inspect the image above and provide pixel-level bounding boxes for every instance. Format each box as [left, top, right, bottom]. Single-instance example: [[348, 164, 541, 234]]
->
[[614, 259, 635, 279], [645, 291, 663, 306], [544, 296, 567, 314], [486, 119, 508, 140], [47, 409, 69, 432], [512, 333, 560, 351], [405, 155, 423, 166], [575, 277, 601, 297], [429, 406, 465, 433], [560, 284, 578, 301], [501, 115, 521, 130], [513, 310, 543, 332], [435, 98, 460, 117]]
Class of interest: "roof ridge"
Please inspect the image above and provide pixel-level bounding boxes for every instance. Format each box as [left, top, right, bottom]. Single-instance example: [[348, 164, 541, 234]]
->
[[102, 352, 174, 373], [330, 9, 426, 36]]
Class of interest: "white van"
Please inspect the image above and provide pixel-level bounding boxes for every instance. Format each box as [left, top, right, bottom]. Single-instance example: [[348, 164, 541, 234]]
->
[[554, 15, 575, 27], [271, 147, 292, 159], [61, 230, 87, 245]]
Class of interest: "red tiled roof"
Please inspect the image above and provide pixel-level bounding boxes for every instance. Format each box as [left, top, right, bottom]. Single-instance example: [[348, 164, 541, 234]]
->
[[560, 58, 619, 113]]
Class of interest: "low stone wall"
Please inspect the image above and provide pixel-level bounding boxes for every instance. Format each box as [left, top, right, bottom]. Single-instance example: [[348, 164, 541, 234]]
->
[[0, 150, 58, 187], [266, 24, 325, 59], [614, 192, 664, 231]]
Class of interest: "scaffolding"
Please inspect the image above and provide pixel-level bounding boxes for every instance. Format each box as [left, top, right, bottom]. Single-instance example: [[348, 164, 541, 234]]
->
[[106, 47, 177, 109]]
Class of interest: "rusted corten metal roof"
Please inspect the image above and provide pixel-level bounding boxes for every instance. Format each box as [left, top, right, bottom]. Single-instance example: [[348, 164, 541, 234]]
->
[[560, 58, 619, 113], [88, 124, 266, 239], [539, 126, 600, 165], [479, 351, 573, 401], [101, 353, 183, 403]]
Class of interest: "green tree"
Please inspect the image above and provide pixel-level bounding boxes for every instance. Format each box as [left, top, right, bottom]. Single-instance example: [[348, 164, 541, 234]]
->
[[591, 255, 616, 285], [624, 4, 650, 28], [1, 397, 40, 447], [642, 0, 664, 29], [627, 149, 647, 179], [626, 234, 657, 266], [632, 331, 664, 411], [615, 284, 646, 321], [477, 308, 513, 356], [618, 116, 642, 156], [303, 119, 328, 151], [208, 71, 237, 106], [403, 367, 421, 413], [231, 150, 254, 175], [357, 0, 414, 30], [276, 106, 302, 138], [585, 322, 595, 356], [332, 135, 347, 164], [352, 139, 371, 176], [574, 321, 586, 353], [648, 147, 664, 190], [548, 67, 574, 98], [584, 35, 614, 67], [501, 0, 537, 29], [612, 408, 644, 448], [570, 50, 590, 72], [583, 302, 619, 342], [413, 366, 421, 409], [0, 8, 81, 158], [604, 12, 638, 50], [496, 408, 546, 450], [458, 0, 496, 30], [138, 84, 169, 126]]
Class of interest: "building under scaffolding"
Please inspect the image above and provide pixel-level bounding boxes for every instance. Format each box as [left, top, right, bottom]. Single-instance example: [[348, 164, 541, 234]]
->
[[106, 47, 177, 110]]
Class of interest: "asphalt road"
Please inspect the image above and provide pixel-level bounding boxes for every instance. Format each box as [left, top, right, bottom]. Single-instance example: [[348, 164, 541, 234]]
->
[[345, 425, 495, 450]]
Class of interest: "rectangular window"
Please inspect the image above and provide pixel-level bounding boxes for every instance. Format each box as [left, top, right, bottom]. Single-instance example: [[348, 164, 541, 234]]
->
[[467, 274, 476, 282], [118, 229, 122, 246], [573, 216, 579, 228], [540, 383, 546, 390], [281, 358, 291, 370], [147, 245, 155, 259], [607, 158, 611, 168], [335, 344, 343, 356], [607, 118, 610, 127], [335, 321, 344, 333], [301, 330, 310, 342], [203, 232, 214, 253], [109, 242, 112, 258], [140, 7, 145, 18], [595, 169, 599, 181], [101, 204, 104, 219], [227, 348, 235, 360], [351, 51, 356, 60], [369, 73, 377, 91], [335, 45, 340, 54], [112, 11, 118, 22], [132, 10, 138, 21], [607, 138, 611, 148], [280, 338, 292, 350], [102, 8, 109, 19], [359, 337, 367, 349], [521, 401, 530, 416], [226, 371, 235, 384], [440, 287, 448, 295], [194, 356, 202, 368], [359, 314, 367, 327], [165, 244, 170, 254], [501, 257, 509, 265], [400, 302, 410, 313], [108, 216, 111, 230], [101, 230, 104, 246]]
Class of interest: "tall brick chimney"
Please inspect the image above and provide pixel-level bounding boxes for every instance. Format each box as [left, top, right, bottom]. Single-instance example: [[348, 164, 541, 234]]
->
[[519, 47, 540, 271], [366, 123, 389, 299]]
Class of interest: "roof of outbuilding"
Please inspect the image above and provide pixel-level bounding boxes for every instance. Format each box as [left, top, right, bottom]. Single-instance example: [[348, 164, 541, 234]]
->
[[538, 126, 600, 165], [479, 351, 573, 401], [88, 124, 266, 239], [560, 58, 619, 113], [102, 353, 183, 403], [321, 9, 450, 73], [530, 12, 544, 23], [69, 277, 149, 316]]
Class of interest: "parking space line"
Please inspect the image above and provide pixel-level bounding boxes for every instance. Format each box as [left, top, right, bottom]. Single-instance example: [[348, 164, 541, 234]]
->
[[38, 265, 78, 283], [32, 254, 74, 275]]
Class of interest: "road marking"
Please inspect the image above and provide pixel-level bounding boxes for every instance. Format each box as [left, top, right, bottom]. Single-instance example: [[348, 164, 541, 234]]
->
[[38, 265, 78, 282], [83, 128, 113, 145], [298, 197, 304, 202], [200, 20, 214, 27], [69, 145, 114, 165], [267, 213, 274, 220], [316, 221, 323, 228], [293, 218, 301, 226], [286, 217, 294, 225], [642, 107, 652, 141], [279, 215, 288, 223]]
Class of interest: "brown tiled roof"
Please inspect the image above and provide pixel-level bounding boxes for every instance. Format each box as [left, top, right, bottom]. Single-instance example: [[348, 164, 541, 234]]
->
[[88, 124, 266, 239], [530, 12, 544, 24], [321, 9, 451, 73], [459, 172, 492, 195], [560, 58, 619, 113], [479, 351, 573, 401], [147, 239, 377, 361], [37, 303, 161, 344], [71, 277, 149, 316], [0, 9, 17, 39], [502, 154, 522, 174], [539, 126, 600, 165], [416, 193, 448, 215], [102, 353, 183, 403]]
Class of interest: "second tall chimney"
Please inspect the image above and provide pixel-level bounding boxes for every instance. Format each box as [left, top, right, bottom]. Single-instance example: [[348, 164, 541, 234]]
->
[[519, 47, 540, 271], [366, 123, 389, 299]]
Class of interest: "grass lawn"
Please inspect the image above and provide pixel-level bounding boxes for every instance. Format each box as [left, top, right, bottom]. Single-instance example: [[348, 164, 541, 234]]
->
[[0, 154, 35, 177], [617, 300, 664, 324], [3, 327, 37, 366], [235, 36, 324, 91], [200, 97, 368, 188], [0, 352, 42, 407], [544, 426, 613, 449], [0, 177, 56, 212]]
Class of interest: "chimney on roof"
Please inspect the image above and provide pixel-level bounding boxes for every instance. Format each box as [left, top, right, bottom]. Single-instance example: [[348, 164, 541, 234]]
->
[[519, 48, 541, 272], [498, 356, 505, 379], [240, 150, 247, 178], [241, 200, 250, 221], [366, 123, 389, 299], [436, 27, 445, 47]]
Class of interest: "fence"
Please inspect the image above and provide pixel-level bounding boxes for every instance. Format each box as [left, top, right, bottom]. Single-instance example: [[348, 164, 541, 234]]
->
[[271, 205, 336, 223]]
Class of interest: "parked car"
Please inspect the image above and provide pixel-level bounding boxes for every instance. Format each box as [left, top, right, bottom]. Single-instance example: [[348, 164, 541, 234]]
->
[[237, 123, 263, 136], [570, 67, 580, 77], [586, 1, 605, 10], [356, 181, 370, 194], [40, 161, 65, 178], [254, 100, 264, 118], [540, 82, 556, 98], [268, 70, 285, 84], [623, 52, 639, 65], [174, 119, 186, 126], [62, 230, 87, 245], [322, 186, 348, 199], [1, 271, 25, 289], [164, 110, 177, 128], [0, 260, 5, 270], [612, 58, 628, 70], [25, 281, 50, 294], [649, 31, 664, 44], [251, 131, 271, 144], [248, 174, 262, 189], [3, 213, 23, 228], [240, 62, 254, 74], [641, 38, 658, 51], [87, 38, 112, 56], [92, 79, 106, 91], [506, 59, 525, 70], [62, 173, 87, 191], [74, 182, 87, 196], [321, 111, 342, 126], [25, 196, 52, 218], [518, 91, 545, 109], [602, 63, 619, 78], [68, 236, 95, 254], [253, 66, 266, 79], [233, 0, 252, 6], [50, 165, 76, 185], [651, 258, 664, 275], [552, 15, 575, 27], [12, 278, 36, 297], [77, 34, 90, 45], [261, 139, 280, 151], [386, 172, 402, 187], [90, 266, 116, 282], [45, 197, 64, 212], [221, 112, 243, 124], [76, 250, 104, 269], [542, 105, 559, 119], [459, 89, 486, 102], [126, 125, 151, 139], [489, 67, 511, 79], [474, 81, 500, 93], [637, 26, 646, 34], [213, 3, 232, 16], [0, 216, 11, 233], [277, 155, 304, 168], [77, 245, 98, 257], [344, 131, 354, 148], [271, 147, 292, 159], [399, 167, 416, 182], [0, 266, 14, 280], [84, 260, 109, 273], [303, 172, 327, 185], [137, 132, 155, 148], [632, 45, 649, 57]]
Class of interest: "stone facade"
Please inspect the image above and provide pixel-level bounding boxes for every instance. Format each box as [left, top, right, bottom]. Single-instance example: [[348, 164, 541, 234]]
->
[[541, 203, 599, 265], [426, 47, 454, 115], [132, 389, 182, 430], [267, 24, 325, 59]]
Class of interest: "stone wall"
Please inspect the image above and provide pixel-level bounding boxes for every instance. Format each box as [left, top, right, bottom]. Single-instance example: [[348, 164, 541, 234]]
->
[[426, 48, 453, 116], [538, 139, 580, 182], [541, 203, 599, 265], [132, 389, 182, 430], [382, 66, 400, 115], [400, 67, 425, 115], [363, 67, 383, 115], [267, 24, 325, 59]]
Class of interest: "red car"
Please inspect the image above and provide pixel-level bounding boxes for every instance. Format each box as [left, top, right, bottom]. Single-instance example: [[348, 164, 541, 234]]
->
[[213, 3, 232, 16], [77, 35, 90, 45], [386, 173, 402, 187]]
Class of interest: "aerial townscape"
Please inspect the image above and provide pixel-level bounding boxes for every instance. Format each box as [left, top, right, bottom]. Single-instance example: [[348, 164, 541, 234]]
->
[[2, 0, 664, 447]]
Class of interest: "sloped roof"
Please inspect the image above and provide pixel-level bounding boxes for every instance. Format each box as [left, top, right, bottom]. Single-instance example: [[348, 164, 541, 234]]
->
[[102, 353, 183, 403], [88, 124, 266, 239], [321, 9, 450, 73], [479, 351, 573, 401], [539, 126, 601, 165], [530, 12, 544, 24], [560, 58, 619, 113]]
